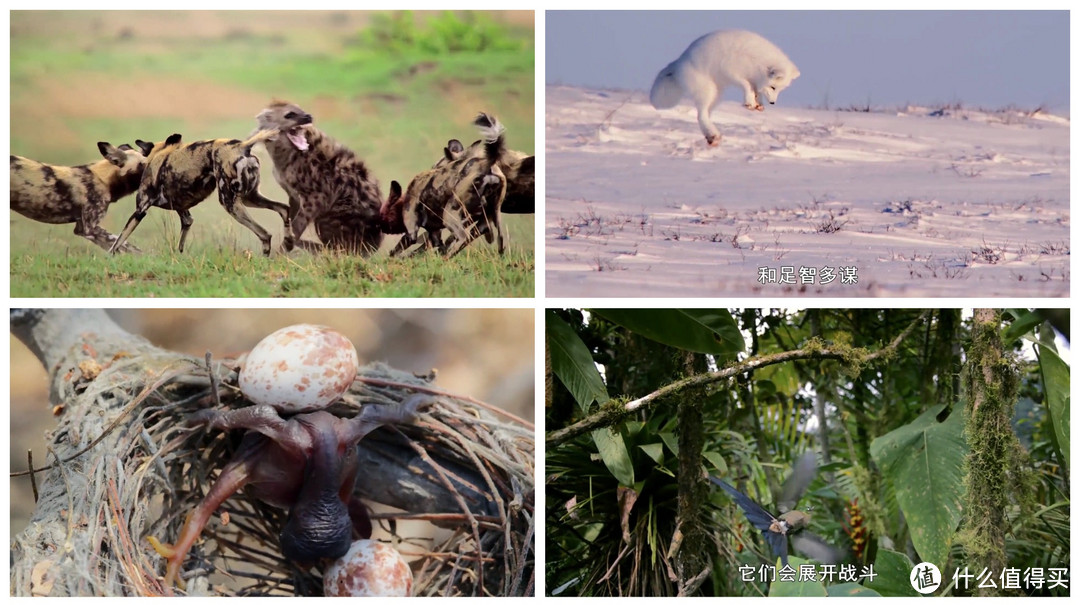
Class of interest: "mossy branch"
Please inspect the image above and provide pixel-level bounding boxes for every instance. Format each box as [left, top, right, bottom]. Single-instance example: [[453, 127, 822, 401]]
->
[[547, 310, 929, 448]]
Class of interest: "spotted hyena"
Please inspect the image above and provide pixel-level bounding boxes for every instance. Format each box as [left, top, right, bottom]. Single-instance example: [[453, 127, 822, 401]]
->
[[381, 113, 509, 258], [109, 122, 305, 256], [255, 100, 384, 255], [11, 142, 151, 252]]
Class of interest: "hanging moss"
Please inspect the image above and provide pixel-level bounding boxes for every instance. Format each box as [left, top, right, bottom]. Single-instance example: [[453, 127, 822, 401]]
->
[[957, 310, 1034, 596]]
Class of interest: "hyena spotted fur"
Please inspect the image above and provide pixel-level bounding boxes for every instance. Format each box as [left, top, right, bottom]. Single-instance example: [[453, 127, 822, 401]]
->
[[11, 142, 151, 252], [381, 113, 509, 258], [256, 100, 384, 255], [109, 122, 306, 256]]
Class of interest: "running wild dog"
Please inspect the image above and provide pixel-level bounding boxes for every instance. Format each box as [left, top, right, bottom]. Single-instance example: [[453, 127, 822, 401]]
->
[[255, 100, 384, 255], [381, 113, 508, 258], [11, 142, 151, 252], [109, 125, 303, 256]]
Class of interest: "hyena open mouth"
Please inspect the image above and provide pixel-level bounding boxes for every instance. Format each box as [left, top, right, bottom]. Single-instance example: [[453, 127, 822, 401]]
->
[[285, 128, 309, 151]]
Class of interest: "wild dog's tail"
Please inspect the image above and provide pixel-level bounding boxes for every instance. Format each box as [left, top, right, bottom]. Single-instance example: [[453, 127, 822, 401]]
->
[[474, 113, 506, 165], [650, 61, 683, 109], [241, 128, 281, 150]]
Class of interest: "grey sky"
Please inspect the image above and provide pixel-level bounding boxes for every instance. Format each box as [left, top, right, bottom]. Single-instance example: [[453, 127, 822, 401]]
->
[[546, 11, 1069, 111]]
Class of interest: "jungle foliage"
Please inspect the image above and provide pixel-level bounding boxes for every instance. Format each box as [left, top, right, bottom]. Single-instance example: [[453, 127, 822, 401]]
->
[[546, 309, 1069, 596]]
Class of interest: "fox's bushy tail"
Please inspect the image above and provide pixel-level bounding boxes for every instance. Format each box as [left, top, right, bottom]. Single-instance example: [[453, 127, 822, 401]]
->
[[650, 61, 683, 109]]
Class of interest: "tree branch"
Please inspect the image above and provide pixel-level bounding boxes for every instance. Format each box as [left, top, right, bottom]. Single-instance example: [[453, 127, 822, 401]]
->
[[547, 310, 929, 448]]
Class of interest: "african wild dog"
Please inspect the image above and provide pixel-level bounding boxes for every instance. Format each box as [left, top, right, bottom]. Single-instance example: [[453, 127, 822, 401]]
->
[[108, 122, 306, 256], [437, 136, 534, 215], [418, 122, 534, 253], [382, 113, 509, 258], [11, 142, 151, 252], [255, 100, 384, 255]]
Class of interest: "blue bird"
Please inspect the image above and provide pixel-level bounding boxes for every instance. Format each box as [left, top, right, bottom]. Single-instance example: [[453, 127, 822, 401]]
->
[[711, 452, 842, 567]]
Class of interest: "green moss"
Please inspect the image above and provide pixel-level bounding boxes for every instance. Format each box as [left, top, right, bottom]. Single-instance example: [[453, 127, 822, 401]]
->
[[957, 310, 1031, 595]]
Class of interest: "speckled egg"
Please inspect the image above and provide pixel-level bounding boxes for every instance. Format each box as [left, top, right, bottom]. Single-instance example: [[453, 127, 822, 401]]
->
[[323, 539, 413, 597], [238, 324, 358, 413]]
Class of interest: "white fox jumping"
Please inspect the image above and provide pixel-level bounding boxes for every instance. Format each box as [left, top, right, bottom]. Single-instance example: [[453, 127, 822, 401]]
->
[[650, 29, 800, 145]]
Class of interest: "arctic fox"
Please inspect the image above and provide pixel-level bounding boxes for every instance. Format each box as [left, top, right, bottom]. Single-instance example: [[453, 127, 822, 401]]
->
[[650, 30, 800, 145]]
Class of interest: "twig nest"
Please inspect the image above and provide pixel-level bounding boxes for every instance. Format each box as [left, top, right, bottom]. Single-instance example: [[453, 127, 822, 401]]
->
[[238, 324, 358, 413], [323, 539, 413, 597]]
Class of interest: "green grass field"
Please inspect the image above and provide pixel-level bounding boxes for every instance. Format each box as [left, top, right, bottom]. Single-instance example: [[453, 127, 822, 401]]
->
[[10, 11, 535, 298]]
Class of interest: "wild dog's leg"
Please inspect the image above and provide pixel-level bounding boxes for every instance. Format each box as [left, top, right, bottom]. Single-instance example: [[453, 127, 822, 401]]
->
[[489, 172, 509, 255], [441, 201, 478, 258], [682, 70, 723, 146], [224, 195, 275, 257], [74, 205, 118, 252], [109, 190, 154, 254], [739, 79, 764, 112], [240, 190, 294, 252], [429, 229, 447, 256], [177, 209, 195, 253], [77, 203, 143, 253], [493, 202, 507, 255], [389, 233, 416, 256], [402, 229, 441, 258]]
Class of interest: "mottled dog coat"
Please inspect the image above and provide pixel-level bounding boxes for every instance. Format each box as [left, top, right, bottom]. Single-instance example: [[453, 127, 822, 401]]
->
[[256, 101, 384, 255], [11, 142, 150, 251], [109, 123, 304, 256], [438, 138, 534, 215], [382, 113, 509, 258]]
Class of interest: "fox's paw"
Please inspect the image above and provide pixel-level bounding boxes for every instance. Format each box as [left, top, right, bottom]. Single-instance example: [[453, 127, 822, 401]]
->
[[705, 134, 721, 147]]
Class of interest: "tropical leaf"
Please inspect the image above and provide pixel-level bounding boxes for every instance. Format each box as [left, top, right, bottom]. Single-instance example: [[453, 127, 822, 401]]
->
[[547, 311, 609, 414], [767, 557, 828, 596], [592, 427, 634, 486], [591, 309, 743, 357], [869, 404, 967, 570], [1035, 343, 1070, 467], [865, 549, 920, 596], [826, 582, 882, 596]]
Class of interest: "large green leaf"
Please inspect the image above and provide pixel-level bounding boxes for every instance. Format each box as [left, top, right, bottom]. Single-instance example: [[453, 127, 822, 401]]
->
[[864, 549, 919, 596], [767, 557, 828, 596], [547, 311, 609, 415], [592, 427, 634, 486], [826, 583, 882, 596], [1001, 308, 1043, 345], [1036, 343, 1070, 467], [591, 309, 744, 357], [869, 404, 967, 570]]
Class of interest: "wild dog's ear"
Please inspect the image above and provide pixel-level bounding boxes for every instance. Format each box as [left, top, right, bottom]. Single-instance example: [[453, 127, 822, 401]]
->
[[135, 140, 155, 156], [389, 180, 402, 201], [165, 133, 183, 146], [98, 142, 127, 166], [445, 139, 464, 160]]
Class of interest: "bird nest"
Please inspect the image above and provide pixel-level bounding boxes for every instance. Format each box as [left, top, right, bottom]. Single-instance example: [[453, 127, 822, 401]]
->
[[13, 352, 534, 597]]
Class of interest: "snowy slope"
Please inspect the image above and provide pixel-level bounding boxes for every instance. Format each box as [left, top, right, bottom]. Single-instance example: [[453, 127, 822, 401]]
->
[[545, 85, 1070, 298]]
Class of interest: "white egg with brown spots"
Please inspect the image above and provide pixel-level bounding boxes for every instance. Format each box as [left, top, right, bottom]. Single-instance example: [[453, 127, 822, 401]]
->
[[323, 539, 413, 597], [238, 324, 358, 413]]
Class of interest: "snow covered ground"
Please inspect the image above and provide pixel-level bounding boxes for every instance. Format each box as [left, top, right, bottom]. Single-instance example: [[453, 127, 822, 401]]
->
[[545, 85, 1070, 298]]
